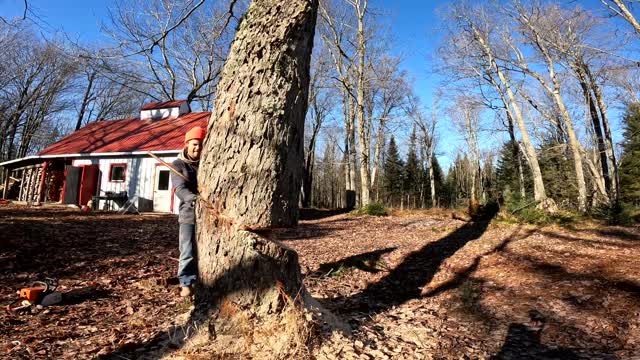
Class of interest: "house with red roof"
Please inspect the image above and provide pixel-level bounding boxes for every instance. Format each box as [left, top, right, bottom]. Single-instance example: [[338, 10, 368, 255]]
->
[[0, 100, 209, 213]]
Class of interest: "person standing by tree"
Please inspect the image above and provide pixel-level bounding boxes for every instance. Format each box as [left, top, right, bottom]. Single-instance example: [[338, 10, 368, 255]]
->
[[171, 126, 205, 297]]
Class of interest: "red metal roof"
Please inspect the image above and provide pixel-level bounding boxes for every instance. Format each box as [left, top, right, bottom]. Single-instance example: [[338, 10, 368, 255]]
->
[[38, 112, 210, 155], [140, 100, 188, 110]]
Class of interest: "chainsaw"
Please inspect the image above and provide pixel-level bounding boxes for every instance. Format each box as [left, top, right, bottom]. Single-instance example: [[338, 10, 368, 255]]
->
[[6, 278, 62, 312]]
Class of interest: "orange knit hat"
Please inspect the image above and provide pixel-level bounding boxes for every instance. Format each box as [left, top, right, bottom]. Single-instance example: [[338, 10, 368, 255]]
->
[[185, 126, 206, 143]]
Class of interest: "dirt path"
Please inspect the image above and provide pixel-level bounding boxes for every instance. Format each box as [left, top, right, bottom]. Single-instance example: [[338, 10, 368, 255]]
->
[[1, 205, 639, 359]]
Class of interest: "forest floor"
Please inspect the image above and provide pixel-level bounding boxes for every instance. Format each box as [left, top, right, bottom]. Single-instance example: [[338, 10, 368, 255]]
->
[[1, 204, 639, 359]]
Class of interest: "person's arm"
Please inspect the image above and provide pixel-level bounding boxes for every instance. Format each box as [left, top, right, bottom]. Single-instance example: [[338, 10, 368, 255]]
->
[[171, 160, 197, 203]]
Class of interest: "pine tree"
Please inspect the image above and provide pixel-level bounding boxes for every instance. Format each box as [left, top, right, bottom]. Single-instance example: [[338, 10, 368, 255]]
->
[[620, 103, 640, 206], [404, 128, 421, 207], [495, 140, 532, 200], [442, 153, 471, 208], [425, 155, 445, 207], [383, 136, 404, 206], [432, 156, 445, 201], [539, 137, 578, 208]]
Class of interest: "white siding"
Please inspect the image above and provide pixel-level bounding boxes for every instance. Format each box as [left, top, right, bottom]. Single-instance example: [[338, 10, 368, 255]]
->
[[73, 155, 180, 213]]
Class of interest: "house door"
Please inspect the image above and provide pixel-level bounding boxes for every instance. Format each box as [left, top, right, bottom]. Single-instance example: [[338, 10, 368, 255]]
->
[[79, 165, 100, 206], [153, 167, 172, 212], [62, 166, 81, 205]]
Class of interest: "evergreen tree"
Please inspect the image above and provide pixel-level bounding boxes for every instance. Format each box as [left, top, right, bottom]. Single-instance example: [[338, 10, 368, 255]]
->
[[620, 103, 640, 206], [425, 155, 445, 207], [495, 140, 532, 199], [432, 156, 445, 201], [404, 128, 421, 206], [383, 136, 404, 206], [481, 154, 495, 201], [442, 153, 471, 208], [442, 167, 456, 208], [539, 137, 578, 208]]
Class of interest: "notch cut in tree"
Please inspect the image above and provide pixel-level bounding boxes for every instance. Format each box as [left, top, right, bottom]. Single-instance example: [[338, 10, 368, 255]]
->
[[194, 0, 327, 339]]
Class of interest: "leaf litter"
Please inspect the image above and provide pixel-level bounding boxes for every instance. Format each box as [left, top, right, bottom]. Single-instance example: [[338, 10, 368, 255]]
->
[[1, 204, 639, 359]]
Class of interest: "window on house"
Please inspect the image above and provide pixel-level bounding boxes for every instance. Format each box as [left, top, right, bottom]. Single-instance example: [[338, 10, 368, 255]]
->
[[109, 164, 126, 182], [157, 170, 170, 190]]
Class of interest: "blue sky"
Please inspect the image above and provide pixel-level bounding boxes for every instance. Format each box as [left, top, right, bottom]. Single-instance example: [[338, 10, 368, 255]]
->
[[0, 0, 633, 169], [0, 0, 454, 158]]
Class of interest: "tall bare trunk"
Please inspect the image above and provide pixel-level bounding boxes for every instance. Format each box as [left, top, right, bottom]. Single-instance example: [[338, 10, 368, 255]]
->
[[76, 71, 96, 131], [355, 0, 370, 206], [554, 93, 588, 211], [586, 65, 620, 200], [343, 87, 352, 192], [466, 22, 550, 209], [196, 0, 318, 319], [370, 120, 385, 197], [513, 9, 587, 211], [349, 97, 357, 194], [575, 62, 610, 201], [428, 153, 436, 207]]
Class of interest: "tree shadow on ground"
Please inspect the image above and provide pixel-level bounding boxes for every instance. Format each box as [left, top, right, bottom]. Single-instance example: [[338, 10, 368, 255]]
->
[[451, 229, 639, 359], [491, 323, 579, 360], [103, 247, 308, 359], [270, 216, 358, 242], [328, 208, 499, 317], [583, 228, 640, 242], [522, 255, 640, 297], [421, 226, 535, 299], [298, 207, 351, 221], [0, 211, 177, 289], [312, 247, 396, 276]]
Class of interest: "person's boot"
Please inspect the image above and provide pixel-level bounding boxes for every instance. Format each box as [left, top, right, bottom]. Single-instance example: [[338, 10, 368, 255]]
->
[[180, 286, 192, 297]]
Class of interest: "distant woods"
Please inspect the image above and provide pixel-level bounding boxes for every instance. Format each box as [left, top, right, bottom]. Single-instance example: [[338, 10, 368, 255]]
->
[[308, 0, 640, 214], [1, 0, 639, 214]]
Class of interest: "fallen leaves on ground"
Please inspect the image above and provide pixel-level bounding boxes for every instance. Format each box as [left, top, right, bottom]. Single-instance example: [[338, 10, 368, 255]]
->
[[1, 204, 639, 359]]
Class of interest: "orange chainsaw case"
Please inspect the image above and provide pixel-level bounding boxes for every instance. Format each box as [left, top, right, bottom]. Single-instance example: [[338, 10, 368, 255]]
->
[[20, 287, 46, 302]]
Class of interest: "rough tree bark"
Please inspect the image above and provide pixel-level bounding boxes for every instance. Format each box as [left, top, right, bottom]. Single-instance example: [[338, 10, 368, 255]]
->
[[195, 0, 318, 316]]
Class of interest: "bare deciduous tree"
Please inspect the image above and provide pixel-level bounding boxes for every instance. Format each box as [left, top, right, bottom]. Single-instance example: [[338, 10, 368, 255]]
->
[[103, 0, 237, 108]]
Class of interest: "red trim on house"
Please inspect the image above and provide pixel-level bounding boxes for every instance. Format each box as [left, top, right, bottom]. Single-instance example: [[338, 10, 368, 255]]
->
[[108, 163, 127, 182]]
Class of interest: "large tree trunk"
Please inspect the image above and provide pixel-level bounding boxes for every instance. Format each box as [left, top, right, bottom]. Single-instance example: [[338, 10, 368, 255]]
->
[[428, 153, 436, 206], [196, 0, 318, 318]]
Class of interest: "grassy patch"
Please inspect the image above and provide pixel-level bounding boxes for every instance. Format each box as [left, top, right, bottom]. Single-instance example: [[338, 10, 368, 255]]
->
[[591, 202, 635, 226], [495, 207, 581, 227], [350, 202, 388, 216]]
